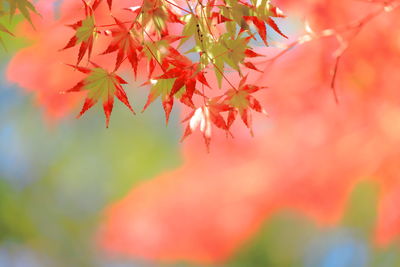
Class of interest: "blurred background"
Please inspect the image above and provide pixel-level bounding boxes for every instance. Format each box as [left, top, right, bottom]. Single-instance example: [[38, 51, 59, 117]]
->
[[2, 5, 400, 267], [2, 51, 400, 267]]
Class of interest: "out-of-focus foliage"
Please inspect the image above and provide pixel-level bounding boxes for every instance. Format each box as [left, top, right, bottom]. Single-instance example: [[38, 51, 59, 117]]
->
[[0, 0, 37, 47], [0, 15, 28, 53], [226, 182, 400, 267], [0, 71, 181, 266], [0, 0, 38, 25], [100, 0, 400, 264]]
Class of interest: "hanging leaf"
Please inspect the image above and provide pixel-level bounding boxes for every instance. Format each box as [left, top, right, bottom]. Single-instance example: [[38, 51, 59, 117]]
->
[[61, 14, 96, 65], [101, 18, 143, 75], [225, 75, 268, 130], [65, 64, 135, 127]]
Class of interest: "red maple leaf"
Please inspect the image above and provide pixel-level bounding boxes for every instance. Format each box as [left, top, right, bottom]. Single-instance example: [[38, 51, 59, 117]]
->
[[60, 1, 99, 65], [101, 18, 143, 75], [224, 75, 268, 132], [142, 50, 210, 123]]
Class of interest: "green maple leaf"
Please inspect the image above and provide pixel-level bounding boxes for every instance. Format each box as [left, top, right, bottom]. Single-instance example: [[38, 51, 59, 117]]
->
[[250, 0, 278, 20], [144, 39, 169, 63], [179, 14, 197, 47], [0, 12, 29, 52], [76, 16, 95, 43], [144, 78, 176, 109], [62, 15, 96, 65], [6, 0, 38, 27], [219, 0, 286, 45], [142, 77, 187, 124], [229, 89, 250, 113], [219, 0, 250, 35], [208, 33, 249, 87], [65, 64, 135, 127], [138, 0, 183, 34], [225, 75, 268, 129]]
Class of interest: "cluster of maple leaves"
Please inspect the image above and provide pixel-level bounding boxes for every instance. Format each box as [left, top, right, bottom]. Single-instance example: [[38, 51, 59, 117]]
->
[[0, 0, 287, 148], [53, 0, 285, 149]]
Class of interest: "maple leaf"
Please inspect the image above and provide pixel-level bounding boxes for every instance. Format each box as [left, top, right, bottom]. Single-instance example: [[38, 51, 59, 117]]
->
[[142, 78, 176, 124], [143, 57, 210, 124], [61, 8, 96, 65], [157, 63, 209, 99], [244, 0, 287, 45], [143, 37, 183, 78], [219, 0, 286, 45], [225, 75, 268, 132], [205, 33, 251, 88], [181, 98, 231, 150], [178, 14, 198, 47], [6, 0, 39, 27], [138, 0, 183, 35], [101, 18, 143, 75], [65, 64, 135, 127], [243, 15, 286, 45], [143, 62, 209, 123]]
